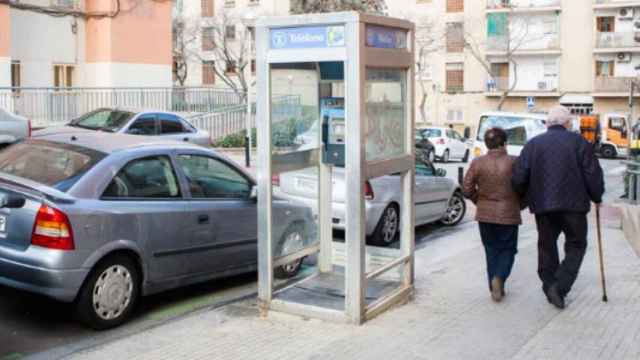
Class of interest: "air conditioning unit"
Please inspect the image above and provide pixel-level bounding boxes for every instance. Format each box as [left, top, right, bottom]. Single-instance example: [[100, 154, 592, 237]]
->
[[617, 52, 632, 63], [618, 8, 634, 20]]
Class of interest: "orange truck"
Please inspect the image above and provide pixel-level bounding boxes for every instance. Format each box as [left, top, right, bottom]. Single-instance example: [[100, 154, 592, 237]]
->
[[579, 113, 630, 158]]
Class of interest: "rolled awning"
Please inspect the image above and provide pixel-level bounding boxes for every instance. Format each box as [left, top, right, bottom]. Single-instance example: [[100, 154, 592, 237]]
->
[[559, 94, 594, 105]]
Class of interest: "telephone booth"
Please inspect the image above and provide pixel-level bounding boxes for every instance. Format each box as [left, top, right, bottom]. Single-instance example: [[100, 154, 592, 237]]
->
[[256, 12, 415, 324]]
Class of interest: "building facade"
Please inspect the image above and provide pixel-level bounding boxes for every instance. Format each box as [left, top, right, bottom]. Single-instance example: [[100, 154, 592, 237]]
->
[[0, 0, 173, 89]]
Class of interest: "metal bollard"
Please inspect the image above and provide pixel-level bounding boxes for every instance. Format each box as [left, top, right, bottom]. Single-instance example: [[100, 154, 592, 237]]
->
[[458, 167, 464, 185]]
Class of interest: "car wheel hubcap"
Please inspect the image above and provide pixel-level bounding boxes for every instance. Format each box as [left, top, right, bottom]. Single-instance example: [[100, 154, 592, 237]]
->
[[92, 265, 133, 321], [429, 152, 435, 162], [443, 196, 464, 225], [282, 230, 303, 274], [382, 207, 399, 244]]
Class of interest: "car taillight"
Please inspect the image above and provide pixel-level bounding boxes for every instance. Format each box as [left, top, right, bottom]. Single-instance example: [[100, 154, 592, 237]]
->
[[437, 138, 446, 145], [31, 205, 74, 250], [28, 120, 32, 138], [271, 173, 280, 187], [365, 181, 374, 200]]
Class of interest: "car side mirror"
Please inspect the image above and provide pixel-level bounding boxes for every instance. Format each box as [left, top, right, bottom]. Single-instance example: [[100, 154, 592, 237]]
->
[[0, 193, 25, 209], [435, 168, 447, 177]]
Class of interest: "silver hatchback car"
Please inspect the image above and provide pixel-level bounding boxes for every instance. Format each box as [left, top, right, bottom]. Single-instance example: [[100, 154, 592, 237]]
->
[[0, 133, 313, 329], [33, 108, 211, 147]]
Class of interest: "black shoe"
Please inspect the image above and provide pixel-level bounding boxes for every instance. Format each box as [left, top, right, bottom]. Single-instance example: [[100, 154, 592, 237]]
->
[[545, 284, 565, 310]]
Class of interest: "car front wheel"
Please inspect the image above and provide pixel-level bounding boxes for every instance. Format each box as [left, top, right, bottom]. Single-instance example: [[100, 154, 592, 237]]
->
[[75, 255, 140, 330], [274, 223, 306, 279], [370, 204, 399, 247], [440, 192, 466, 226]]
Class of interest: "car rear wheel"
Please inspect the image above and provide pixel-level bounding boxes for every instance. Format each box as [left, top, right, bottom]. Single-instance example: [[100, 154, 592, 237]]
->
[[370, 204, 399, 247], [440, 192, 466, 226], [75, 255, 140, 330], [428, 150, 436, 163], [601, 145, 616, 159], [274, 223, 305, 279]]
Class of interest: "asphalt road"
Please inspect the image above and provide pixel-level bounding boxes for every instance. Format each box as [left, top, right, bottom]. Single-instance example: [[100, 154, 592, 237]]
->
[[0, 159, 625, 360]]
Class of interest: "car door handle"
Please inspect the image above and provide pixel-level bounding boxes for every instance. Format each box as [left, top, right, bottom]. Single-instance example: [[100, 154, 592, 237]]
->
[[197, 214, 209, 224], [183, 137, 189, 142]]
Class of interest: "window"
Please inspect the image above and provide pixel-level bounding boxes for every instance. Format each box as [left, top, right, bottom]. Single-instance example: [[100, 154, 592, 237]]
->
[[225, 0, 235, 7], [0, 140, 105, 192], [447, 109, 463, 124], [446, 0, 463, 12], [446, 23, 464, 53], [445, 63, 464, 93], [53, 64, 74, 88], [225, 25, 236, 40], [10, 61, 20, 89], [103, 156, 181, 199], [415, 160, 435, 177], [159, 114, 186, 134], [596, 60, 614, 77], [177, 155, 251, 199], [247, 26, 256, 42], [421, 128, 442, 138], [248, 0, 259, 5], [201, 0, 214, 17], [203, 61, 216, 85], [544, 59, 558, 77], [597, 17, 615, 32], [70, 109, 135, 132], [202, 27, 215, 51], [225, 60, 237, 74], [127, 116, 158, 135]]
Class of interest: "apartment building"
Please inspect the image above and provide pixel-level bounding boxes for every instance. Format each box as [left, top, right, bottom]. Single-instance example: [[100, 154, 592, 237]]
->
[[384, 0, 640, 128], [0, 0, 173, 89]]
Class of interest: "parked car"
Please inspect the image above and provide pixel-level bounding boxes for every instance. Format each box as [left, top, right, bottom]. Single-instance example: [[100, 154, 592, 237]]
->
[[0, 108, 31, 147], [0, 133, 314, 329], [275, 158, 466, 247], [415, 131, 436, 163], [417, 126, 470, 163], [33, 108, 211, 147]]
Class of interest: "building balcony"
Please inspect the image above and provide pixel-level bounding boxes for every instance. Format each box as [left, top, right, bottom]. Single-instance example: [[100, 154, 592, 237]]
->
[[593, 0, 640, 9], [595, 32, 640, 52], [487, 0, 561, 13], [486, 35, 561, 55], [485, 76, 559, 96], [593, 76, 635, 96]]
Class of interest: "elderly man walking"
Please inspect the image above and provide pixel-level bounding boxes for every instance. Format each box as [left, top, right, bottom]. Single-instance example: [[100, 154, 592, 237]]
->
[[512, 105, 604, 309]]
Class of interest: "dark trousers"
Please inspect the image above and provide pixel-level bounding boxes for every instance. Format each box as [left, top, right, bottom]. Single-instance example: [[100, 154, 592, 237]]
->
[[479, 223, 519, 286], [535, 212, 588, 296]]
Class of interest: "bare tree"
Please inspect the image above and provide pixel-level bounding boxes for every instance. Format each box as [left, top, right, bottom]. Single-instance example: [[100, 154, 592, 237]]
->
[[291, 0, 387, 15], [172, 8, 256, 101], [464, 15, 538, 110], [414, 16, 444, 124]]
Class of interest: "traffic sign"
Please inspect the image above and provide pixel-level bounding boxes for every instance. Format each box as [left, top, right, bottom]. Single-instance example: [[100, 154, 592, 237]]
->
[[527, 96, 535, 110]]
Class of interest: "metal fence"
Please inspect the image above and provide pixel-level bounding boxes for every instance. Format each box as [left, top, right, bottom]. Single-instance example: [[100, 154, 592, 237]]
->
[[0, 87, 243, 127], [626, 160, 640, 205], [188, 95, 302, 141]]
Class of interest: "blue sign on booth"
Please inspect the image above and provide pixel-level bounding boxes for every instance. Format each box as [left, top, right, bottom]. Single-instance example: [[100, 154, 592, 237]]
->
[[270, 26, 345, 49]]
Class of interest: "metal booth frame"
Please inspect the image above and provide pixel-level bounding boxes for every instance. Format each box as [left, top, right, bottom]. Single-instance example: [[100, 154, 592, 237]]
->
[[256, 12, 415, 325]]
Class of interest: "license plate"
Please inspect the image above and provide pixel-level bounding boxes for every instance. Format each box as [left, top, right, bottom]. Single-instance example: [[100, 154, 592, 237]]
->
[[296, 178, 317, 192], [0, 215, 6, 235]]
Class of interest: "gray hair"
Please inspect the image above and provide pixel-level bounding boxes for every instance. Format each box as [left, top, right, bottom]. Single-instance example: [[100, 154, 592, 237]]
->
[[547, 105, 573, 127]]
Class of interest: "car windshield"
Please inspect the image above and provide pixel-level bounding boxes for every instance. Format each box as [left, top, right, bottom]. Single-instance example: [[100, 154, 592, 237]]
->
[[420, 128, 442, 138], [477, 115, 546, 146], [0, 140, 106, 192], [69, 109, 135, 132]]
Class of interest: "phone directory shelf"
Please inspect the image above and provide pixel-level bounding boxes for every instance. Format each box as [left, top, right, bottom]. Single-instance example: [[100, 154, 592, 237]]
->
[[256, 12, 416, 325]]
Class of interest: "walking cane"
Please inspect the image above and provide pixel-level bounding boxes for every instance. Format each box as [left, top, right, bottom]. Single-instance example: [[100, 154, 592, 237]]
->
[[595, 204, 609, 302]]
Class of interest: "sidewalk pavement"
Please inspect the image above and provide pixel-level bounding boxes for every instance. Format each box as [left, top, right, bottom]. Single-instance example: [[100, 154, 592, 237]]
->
[[65, 207, 640, 360]]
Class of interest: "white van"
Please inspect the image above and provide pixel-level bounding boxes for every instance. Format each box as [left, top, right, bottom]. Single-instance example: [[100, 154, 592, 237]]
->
[[473, 112, 548, 157]]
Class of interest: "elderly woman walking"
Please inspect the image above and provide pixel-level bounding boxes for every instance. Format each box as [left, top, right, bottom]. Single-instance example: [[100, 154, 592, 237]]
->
[[463, 128, 522, 302]]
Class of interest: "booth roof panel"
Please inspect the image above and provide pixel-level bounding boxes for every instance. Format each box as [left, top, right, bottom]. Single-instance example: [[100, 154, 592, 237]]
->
[[256, 11, 414, 32]]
